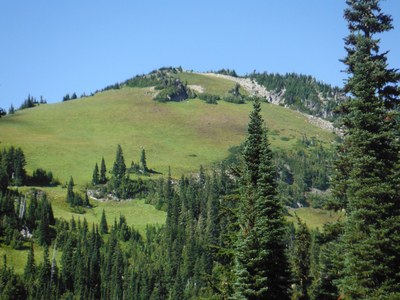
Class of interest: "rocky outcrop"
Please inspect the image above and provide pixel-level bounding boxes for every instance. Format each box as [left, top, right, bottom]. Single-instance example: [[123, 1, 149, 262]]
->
[[202, 72, 340, 134]]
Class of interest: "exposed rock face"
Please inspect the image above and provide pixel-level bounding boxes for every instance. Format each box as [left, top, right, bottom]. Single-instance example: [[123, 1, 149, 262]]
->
[[201, 72, 341, 135], [203, 73, 283, 103]]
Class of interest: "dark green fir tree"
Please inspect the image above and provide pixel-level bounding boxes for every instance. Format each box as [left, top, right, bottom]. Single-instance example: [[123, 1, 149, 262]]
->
[[234, 99, 290, 299], [66, 176, 75, 204], [333, 0, 400, 298], [100, 157, 107, 184], [112, 145, 126, 179], [100, 209, 108, 234], [92, 163, 99, 185], [140, 148, 148, 174], [292, 215, 311, 300], [24, 242, 36, 282]]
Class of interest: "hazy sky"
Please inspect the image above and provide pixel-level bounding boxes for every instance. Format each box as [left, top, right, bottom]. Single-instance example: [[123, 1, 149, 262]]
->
[[0, 0, 399, 110]]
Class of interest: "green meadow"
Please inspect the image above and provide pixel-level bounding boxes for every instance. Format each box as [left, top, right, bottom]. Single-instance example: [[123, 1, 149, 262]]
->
[[287, 207, 344, 230], [0, 73, 338, 273], [0, 73, 335, 187]]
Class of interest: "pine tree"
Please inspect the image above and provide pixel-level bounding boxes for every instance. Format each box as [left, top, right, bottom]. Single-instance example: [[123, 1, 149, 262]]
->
[[38, 244, 52, 296], [83, 191, 90, 207], [140, 148, 148, 174], [100, 209, 108, 234], [8, 104, 15, 115], [234, 99, 290, 299], [292, 215, 311, 300], [92, 162, 99, 185], [13, 148, 26, 186], [112, 144, 126, 179], [333, 1, 400, 298], [37, 200, 51, 246], [24, 242, 36, 282], [61, 236, 74, 292], [100, 157, 107, 184], [66, 176, 75, 205]]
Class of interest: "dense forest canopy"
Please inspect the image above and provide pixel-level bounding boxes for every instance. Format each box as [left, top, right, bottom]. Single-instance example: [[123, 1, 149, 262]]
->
[[0, 1, 399, 299]]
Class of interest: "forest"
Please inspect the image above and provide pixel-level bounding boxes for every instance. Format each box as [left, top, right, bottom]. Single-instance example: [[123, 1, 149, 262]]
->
[[0, 1, 400, 299]]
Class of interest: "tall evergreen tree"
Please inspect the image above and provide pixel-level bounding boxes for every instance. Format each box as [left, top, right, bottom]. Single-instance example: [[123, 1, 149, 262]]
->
[[112, 145, 126, 179], [234, 99, 290, 299], [292, 216, 311, 300], [24, 242, 36, 282], [333, 0, 400, 298], [140, 148, 148, 173], [100, 157, 107, 184], [100, 209, 108, 234], [8, 104, 15, 115], [66, 176, 75, 204], [92, 163, 99, 185]]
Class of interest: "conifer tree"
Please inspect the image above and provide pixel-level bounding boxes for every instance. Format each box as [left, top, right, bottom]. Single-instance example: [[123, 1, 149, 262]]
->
[[100, 157, 107, 184], [292, 216, 311, 300], [92, 163, 99, 185], [24, 242, 36, 282], [83, 191, 90, 207], [8, 104, 15, 114], [234, 99, 290, 299], [61, 236, 74, 292], [37, 202, 51, 246], [66, 176, 74, 204], [112, 144, 126, 179], [333, 0, 400, 298], [140, 148, 148, 173], [100, 209, 108, 234], [38, 244, 52, 296]]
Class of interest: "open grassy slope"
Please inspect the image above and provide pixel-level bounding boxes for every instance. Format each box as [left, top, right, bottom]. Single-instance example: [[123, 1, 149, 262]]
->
[[0, 72, 338, 272], [0, 72, 335, 187]]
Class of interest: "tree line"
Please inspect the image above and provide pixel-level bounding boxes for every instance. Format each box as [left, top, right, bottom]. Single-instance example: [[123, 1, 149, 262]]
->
[[0, 1, 399, 298], [0, 146, 59, 193]]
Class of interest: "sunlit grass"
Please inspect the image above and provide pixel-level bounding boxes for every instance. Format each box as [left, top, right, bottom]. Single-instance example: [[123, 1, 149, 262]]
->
[[0, 73, 335, 187], [287, 207, 344, 230]]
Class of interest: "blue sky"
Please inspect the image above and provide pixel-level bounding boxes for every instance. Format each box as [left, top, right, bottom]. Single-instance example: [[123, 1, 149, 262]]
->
[[0, 0, 399, 110]]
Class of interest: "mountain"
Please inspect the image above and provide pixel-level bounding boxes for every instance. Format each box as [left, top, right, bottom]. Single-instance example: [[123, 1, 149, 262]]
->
[[0, 68, 336, 186]]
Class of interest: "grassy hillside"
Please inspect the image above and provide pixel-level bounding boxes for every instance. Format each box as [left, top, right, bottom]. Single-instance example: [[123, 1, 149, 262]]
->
[[0, 73, 335, 187], [0, 72, 338, 274]]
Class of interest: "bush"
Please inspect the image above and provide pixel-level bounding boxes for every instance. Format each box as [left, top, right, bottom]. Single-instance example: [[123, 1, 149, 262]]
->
[[223, 95, 245, 104], [29, 168, 59, 186], [198, 93, 220, 104]]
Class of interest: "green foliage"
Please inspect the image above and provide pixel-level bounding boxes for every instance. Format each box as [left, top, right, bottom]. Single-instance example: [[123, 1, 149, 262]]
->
[[19, 95, 39, 110], [112, 144, 126, 180], [124, 67, 182, 88], [153, 78, 195, 103], [92, 162, 99, 185], [66, 176, 75, 204], [223, 83, 246, 104], [291, 215, 312, 300], [0, 257, 27, 299], [100, 157, 107, 184], [140, 148, 148, 174], [308, 222, 344, 300], [198, 93, 220, 104], [275, 137, 334, 207], [30, 168, 59, 186], [332, 0, 400, 298], [250, 72, 345, 120], [0, 146, 27, 188], [215, 68, 238, 77], [234, 99, 290, 299], [8, 105, 15, 115], [0, 78, 336, 186], [100, 209, 108, 234]]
